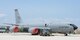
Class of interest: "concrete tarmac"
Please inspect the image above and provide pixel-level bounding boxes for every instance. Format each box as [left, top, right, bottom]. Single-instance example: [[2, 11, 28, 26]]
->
[[0, 33, 80, 40]]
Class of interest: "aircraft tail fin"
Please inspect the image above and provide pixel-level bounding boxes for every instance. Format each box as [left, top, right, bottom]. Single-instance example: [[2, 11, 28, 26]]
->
[[15, 9, 21, 25]]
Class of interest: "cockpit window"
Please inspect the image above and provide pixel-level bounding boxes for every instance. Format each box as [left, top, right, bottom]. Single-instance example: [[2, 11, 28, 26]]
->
[[69, 24, 78, 30]]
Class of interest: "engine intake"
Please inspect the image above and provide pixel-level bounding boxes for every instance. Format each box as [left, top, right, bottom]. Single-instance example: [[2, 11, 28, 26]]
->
[[13, 27, 19, 32], [32, 28, 40, 35]]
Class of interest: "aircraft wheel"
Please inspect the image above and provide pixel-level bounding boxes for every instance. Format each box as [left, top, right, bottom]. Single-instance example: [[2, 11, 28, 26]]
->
[[40, 33, 50, 36], [44, 34, 50, 36], [64, 33, 68, 36]]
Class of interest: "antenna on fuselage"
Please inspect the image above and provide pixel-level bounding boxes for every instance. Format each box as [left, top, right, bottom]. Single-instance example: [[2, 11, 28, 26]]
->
[[45, 24, 47, 27]]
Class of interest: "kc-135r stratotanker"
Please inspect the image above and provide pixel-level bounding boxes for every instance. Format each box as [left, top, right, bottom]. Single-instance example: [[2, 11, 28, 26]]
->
[[5, 9, 78, 36]]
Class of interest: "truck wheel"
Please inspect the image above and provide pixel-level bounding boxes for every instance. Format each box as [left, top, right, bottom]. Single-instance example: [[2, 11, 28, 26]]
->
[[47, 34, 50, 36], [40, 33, 43, 36]]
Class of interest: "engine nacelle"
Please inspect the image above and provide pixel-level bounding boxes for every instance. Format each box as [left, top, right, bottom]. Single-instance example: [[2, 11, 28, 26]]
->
[[9, 26, 20, 32], [29, 27, 40, 35], [13, 26, 19, 32]]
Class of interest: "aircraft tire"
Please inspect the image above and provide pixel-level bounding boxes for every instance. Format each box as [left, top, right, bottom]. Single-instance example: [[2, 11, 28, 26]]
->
[[64, 33, 68, 36]]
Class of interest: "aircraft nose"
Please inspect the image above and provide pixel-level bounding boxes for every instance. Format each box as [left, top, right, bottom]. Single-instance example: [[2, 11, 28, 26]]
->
[[73, 26, 78, 30], [69, 24, 78, 30]]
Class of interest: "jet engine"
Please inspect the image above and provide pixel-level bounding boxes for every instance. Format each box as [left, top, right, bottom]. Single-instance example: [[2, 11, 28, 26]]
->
[[9, 25, 20, 32], [13, 26, 19, 32], [29, 27, 40, 35]]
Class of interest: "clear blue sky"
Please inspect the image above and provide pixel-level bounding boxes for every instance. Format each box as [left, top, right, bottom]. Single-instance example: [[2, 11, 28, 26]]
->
[[0, 0, 80, 26]]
